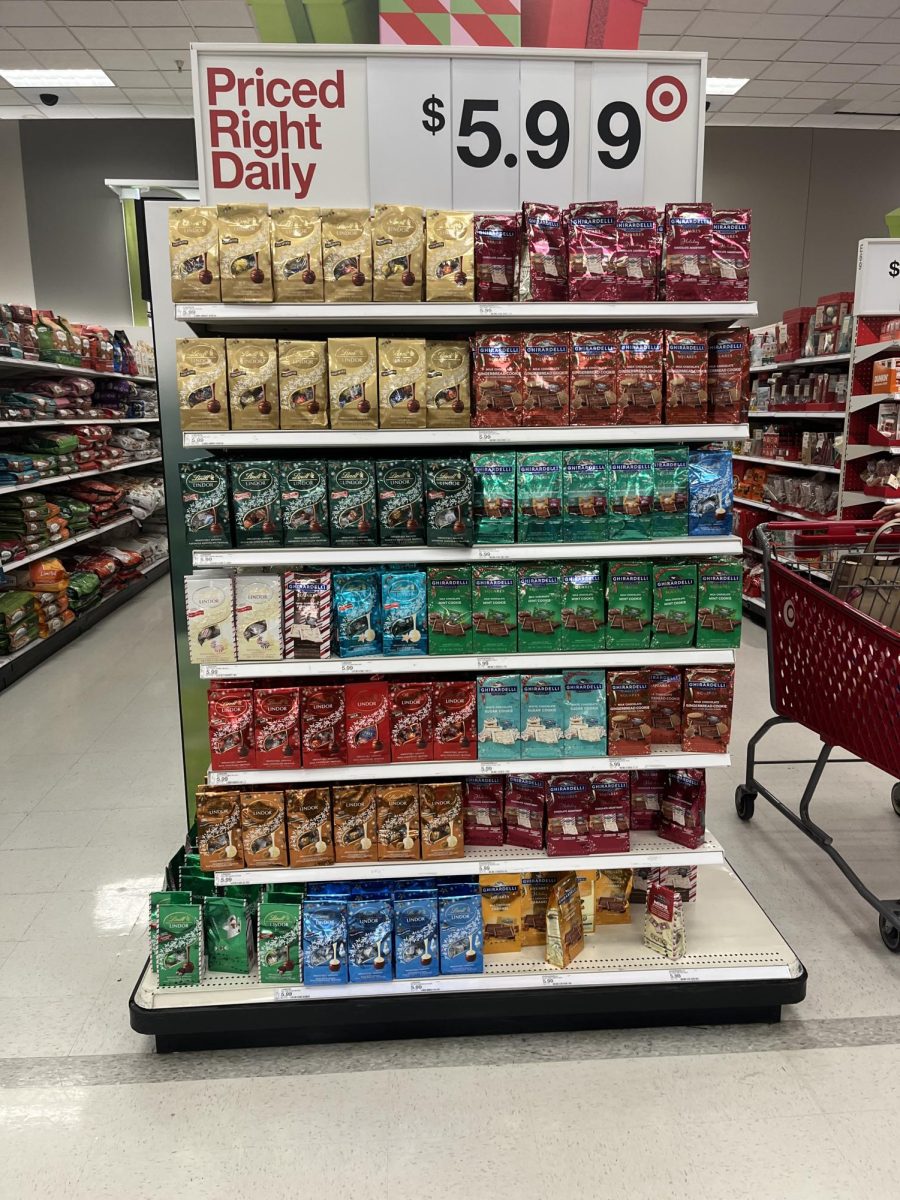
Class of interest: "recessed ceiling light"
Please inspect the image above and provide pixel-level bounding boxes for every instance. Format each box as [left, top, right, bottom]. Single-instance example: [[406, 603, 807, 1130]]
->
[[706, 77, 749, 96], [0, 69, 114, 88]]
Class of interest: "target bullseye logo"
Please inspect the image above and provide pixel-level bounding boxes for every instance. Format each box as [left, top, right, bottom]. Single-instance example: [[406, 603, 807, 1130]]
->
[[646, 75, 688, 122], [783, 598, 796, 628]]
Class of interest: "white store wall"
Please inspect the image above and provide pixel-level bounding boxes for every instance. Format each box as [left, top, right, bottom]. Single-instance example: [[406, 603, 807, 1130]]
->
[[0, 123, 36, 308]]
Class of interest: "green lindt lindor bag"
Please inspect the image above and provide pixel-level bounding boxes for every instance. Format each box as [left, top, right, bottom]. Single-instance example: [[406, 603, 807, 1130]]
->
[[156, 902, 204, 987], [563, 449, 608, 543], [652, 447, 689, 538], [204, 896, 255, 976], [473, 564, 518, 652], [518, 563, 563, 653], [696, 558, 743, 648], [427, 565, 474, 655], [149, 891, 191, 974], [606, 560, 652, 650], [651, 562, 698, 650], [258, 900, 302, 985], [516, 450, 563, 544], [561, 562, 606, 651], [472, 452, 516, 544], [608, 449, 654, 542]]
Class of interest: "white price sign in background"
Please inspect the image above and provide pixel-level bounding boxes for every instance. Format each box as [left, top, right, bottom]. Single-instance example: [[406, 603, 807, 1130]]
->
[[854, 238, 900, 315], [192, 44, 704, 210]]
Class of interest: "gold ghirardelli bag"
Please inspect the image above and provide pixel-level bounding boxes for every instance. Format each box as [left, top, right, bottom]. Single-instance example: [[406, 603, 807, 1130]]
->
[[426, 210, 475, 302], [328, 337, 378, 428], [226, 338, 279, 430], [270, 207, 324, 302], [278, 340, 328, 429], [426, 340, 471, 427], [322, 208, 372, 302], [176, 338, 229, 431], [218, 204, 273, 302], [378, 338, 426, 429], [373, 205, 424, 302], [169, 206, 220, 302]]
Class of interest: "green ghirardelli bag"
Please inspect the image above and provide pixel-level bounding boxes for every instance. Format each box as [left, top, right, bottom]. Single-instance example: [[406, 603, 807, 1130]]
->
[[518, 563, 563, 653], [563, 449, 608, 543], [696, 559, 743, 648], [608, 449, 654, 541], [651, 563, 698, 649], [427, 566, 474, 654], [473, 565, 518, 651], [606, 560, 652, 649], [517, 451, 563, 543], [280, 460, 329, 548], [561, 563, 605, 650], [204, 896, 254, 975], [472, 452, 516, 544], [652, 447, 689, 538]]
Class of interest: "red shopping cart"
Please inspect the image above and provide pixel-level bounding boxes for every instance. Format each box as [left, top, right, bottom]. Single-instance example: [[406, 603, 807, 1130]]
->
[[738, 520, 900, 952]]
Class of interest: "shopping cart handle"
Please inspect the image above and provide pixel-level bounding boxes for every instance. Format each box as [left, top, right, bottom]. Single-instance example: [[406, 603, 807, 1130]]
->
[[763, 520, 900, 546]]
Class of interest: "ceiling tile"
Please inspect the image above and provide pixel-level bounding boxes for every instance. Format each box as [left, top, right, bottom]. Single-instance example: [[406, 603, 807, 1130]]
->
[[808, 13, 882, 35], [34, 49, 97, 67], [49, 2, 125, 23], [767, 0, 840, 12], [12, 26, 80, 49], [778, 40, 843, 60], [149, 49, 192, 71], [0, 1, 59, 24], [107, 70, 167, 87], [831, 0, 898, 13], [43, 106, 102, 118], [139, 104, 190, 118], [639, 35, 680, 49], [122, 87, 177, 103], [836, 80, 896, 96], [730, 38, 797, 58], [194, 27, 261, 43], [740, 79, 794, 96], [0, 90, 34, 103], [0, 106, 46, 118], [747, 14, 822, 35], [0, 31, 23, 49], [833, 43, 899, 62], [789, 80, 851, 94], [861, 17, 900, 37], [641, 10, 698, 34], [70, 85, 127, 102], [161, 71, 192, 88], [709, 112, 758, 124], [708, 58, 766, 75], [182, 1, 254, 24], [811, 62, 872, 78], [83, 102, 141, 117], [863, 64, 900, 80], [836, 100, 900, 112], [723, 95, 775, 111], [752, 113, 803, 124], [113, 1, 187, 24], [92, 49, 156, 69], [647, 0, 706, 7], [676, 36, 738, 53], [686, 12, 764, 35], [766, 96, 824, 110], [0, 50, 41, 67], [74, 27, 142, 50], [135, 26, 192, 50], [758, 60, 822, 78]]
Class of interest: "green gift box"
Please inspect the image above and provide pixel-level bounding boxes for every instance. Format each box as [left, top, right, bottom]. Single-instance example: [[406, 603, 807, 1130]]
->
[[304, 0, 379, 42]]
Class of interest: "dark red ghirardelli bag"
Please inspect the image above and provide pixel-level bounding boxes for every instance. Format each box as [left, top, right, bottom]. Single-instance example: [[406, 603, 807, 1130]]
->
[[463, 776, 504, 845], [389, 680, 433, 762], [566, 202, 617, 301], [664, 203, 713, 302], [521, 202, 567, 301], [432, 679, 477, 761], [614, 207, 660, 301], [523, 331, 570, 427], [570, 333, 617, 426], [344, 680, 391, 766], [301, 684, 346, 769], [546, 773, 591, 856], [474, 213, 521, 301], [504, 773, 547, 849], [630, 769, 665, 830], [617, 330, 663, 425], [708, 329, 749, 423], [208, 687, 255, 770], [254, 686, 300, 769], [709, 209, 751, 301], [472, 331, 524, 427], [587, 771, 631, 853], [659, 768, 706, 849], [665, 330, 708, 424]]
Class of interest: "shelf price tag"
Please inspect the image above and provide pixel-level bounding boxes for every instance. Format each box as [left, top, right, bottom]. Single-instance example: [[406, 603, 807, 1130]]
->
[[476, 657, 498, 670], [541, 973, 573, 987], [668, 969, 701, 984], [274, 986, 309, 1001], [409, 981, 440, 995]]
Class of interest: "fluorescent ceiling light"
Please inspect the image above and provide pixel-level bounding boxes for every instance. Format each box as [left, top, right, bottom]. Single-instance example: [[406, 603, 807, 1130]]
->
[[706, 77, 749, 96], [0, 69, 114, 88]]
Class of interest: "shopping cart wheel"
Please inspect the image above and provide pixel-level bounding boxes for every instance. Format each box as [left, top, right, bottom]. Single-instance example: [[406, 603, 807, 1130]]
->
[[735, 786, 756, 821], [891, 783, 900, 817], [879, 912, 900, 953]]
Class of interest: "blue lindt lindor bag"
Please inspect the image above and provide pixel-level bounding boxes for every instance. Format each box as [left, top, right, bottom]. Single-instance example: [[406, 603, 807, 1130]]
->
[[382, 570, 428, 656], [394, 892, 440, 980], [348, 896, 394, 983], [302, 898, 348, 985], [688, 450, 734, 537], [332, 570, 382, 657]]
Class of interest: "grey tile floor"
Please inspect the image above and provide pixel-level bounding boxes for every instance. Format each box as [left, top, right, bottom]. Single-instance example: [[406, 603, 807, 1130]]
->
[[1, 578, 898, 1198]]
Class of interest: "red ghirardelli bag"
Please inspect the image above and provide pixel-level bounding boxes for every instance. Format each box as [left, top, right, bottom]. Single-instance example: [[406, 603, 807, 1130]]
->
[[301, 684, 346, 768], [659, 768, 706, 849], [389, 680, 433, 762], [472, 331, 524, 427], [587, 771, 631, 853], [682, 667, 734, 753], [664, 203, 712, 302], [630, 769, 665, 830], [546, 773, 591, 856], [607, 670, 652, 756], [649, 668, 682, 747], [505, 773, 547, 849], [254, 686, 300, 769], [708, 329, 749, 423], [521, 202, 567, 301], [566, 202, 617, 301], [344, 680, 391, 767], [433, 679, 477, 761], [709, 209, 751, 301], [570, 333, 617, 426], [665, 330, 708, 424], [208, 687, 254, 770], [522, 331, 570, 427], [617, 330, 663, 425], [463, 776, 504, 845], [474, 213, 521, 301], [614, 207, 660, 301]]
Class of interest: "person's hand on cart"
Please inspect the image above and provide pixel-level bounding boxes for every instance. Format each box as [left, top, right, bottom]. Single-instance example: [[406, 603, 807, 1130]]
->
[[874, 502, 900, 521]]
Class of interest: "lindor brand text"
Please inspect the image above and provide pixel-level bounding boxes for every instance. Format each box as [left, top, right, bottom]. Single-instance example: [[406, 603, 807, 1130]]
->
[[205, 65, 347, 200]]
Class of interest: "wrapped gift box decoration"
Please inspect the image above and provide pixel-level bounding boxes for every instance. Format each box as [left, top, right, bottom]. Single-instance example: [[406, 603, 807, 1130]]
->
[[380, 0, 452, 44], [303, 0, 379, 43], [521, 0, 647, 48], [451, 0, 522, 46], [586, 0, 648, 49]]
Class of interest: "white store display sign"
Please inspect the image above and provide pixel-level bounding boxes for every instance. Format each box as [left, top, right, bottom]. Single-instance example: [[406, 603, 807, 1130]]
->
[[191, 44, 705, 210], [854, 238, 900, 315]]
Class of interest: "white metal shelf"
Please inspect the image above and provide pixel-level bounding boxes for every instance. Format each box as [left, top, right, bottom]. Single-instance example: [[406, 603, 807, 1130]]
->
[[0, 416, 159, 429], [749, 353, 850, 374], [213, 829, 725, 886], [742, 593, 766, 613], [207, 750, 730, 788], [2, 514, 135, 571], [183, 424, 749, 450], [132, 864, 801, 1010], [844, 442, 900, 460], [733, 453, 840, 475], [0, 357, 155, 384], [747, 410, 846, 421], [853, 339, 900, 364], [0, 455, 163, 496], [849, 391, 900, 414], [841, 491, 882, 507], [201, 647, 736, 680], [733, 496, 825, 521], [193, 535, 742, 569], [176, 301, 758, 328]]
